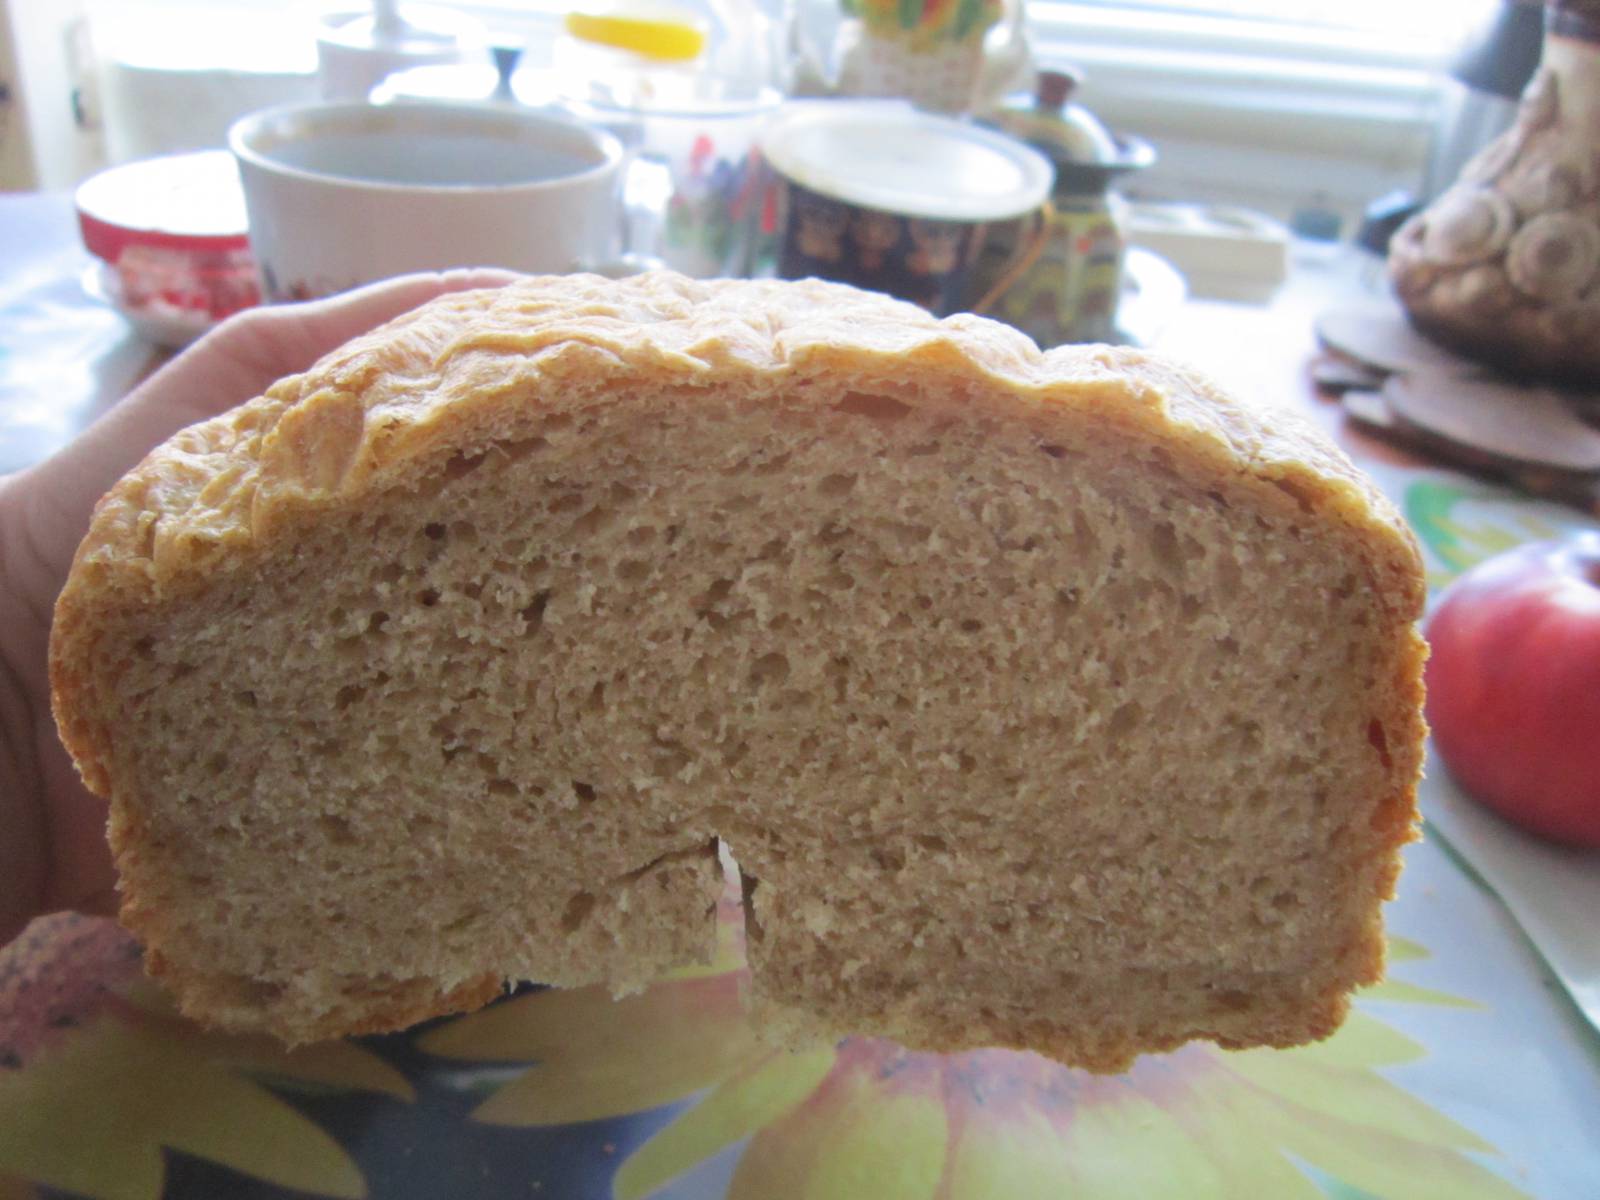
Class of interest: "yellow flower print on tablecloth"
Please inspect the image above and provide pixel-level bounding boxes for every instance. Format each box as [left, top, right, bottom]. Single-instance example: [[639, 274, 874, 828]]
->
[[0, 913, 412, 1200], [422, 907, 1524, 1200]]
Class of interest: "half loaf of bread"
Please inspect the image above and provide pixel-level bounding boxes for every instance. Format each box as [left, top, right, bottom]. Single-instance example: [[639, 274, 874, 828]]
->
[[51, 273, 1425, 1072]]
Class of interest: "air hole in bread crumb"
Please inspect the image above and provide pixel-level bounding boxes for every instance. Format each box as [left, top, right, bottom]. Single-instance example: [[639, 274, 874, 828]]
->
[[1227, 719, 1263, 754], [817, 472, 857, 496], [367, 612, 389, 634], [1071, 511, 1098, 556], [959, 618, 982, 634], [487, 778, 516, 797], [572, 780, 597, 804], [133, 636, 156, 658], [652, 739, 692, 777], [1041, 444, 1067, 459], [520, 592, 551, 633], [836, 392, 911, 420], [423, 523, 447, 541], [441, 450, 487, 481], [872, 847, 906, 873], [617, 559, 650, 583], [560, 891, 596, 932], [443, 909, 482, 933], [1150, 521, 1184, 577], [417, 588, 440, 607], [1108, 702, 1141, 738], [915, 834, 948, 854], [334, 684, 365, 710], [234, 690, 257, 708], [572, 505, 616, 536], [318, 814, 356, 845], [750, 652, 789, 687], [1367, 719, 1392, 770]]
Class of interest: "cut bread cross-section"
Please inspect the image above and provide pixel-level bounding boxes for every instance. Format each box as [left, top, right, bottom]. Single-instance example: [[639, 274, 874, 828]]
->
[[50, 273, 1426, 1073]]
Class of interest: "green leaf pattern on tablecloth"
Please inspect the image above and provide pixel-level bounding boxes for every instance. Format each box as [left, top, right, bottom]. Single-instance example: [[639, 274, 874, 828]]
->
[[0, 915, 411, 1200], [1401, 477, 1588, 592]]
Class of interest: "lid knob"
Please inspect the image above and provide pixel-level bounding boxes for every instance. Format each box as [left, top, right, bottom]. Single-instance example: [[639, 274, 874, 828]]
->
[[1035, 68, 1081, 111]]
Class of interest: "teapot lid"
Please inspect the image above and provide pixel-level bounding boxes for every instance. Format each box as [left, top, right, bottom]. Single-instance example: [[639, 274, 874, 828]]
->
[[992, 69, 1121, 165]]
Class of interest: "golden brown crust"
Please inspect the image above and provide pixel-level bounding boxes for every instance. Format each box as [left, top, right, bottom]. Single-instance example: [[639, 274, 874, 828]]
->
[[50, 272, 1426, 1061], [54, 273, 1422, 616]]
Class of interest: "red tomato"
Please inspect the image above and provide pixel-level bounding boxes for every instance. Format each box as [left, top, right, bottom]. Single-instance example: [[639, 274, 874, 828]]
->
[[1424, 533, 1600, 846]]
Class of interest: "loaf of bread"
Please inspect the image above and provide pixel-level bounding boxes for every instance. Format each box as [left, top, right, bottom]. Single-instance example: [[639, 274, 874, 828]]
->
[[51, 273, 1425, 1072]]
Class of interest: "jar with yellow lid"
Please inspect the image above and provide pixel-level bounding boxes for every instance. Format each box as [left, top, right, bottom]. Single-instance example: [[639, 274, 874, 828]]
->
[[555, 1, 783, 278]]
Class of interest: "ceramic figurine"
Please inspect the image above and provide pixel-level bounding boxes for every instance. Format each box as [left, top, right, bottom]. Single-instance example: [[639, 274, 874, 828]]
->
[[1390, 0, 1600, 384], [832, 0, 1026, 114]]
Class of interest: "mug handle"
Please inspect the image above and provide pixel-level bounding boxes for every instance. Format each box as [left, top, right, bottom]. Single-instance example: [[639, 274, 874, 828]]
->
[[971, 200, 1057, 317]]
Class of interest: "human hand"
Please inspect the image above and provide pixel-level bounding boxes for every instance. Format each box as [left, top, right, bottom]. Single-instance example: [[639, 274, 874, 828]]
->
[[0, 269, 519, 947]]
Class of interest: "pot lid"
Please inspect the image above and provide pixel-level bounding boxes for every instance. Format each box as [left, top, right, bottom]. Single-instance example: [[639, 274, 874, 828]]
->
[[994, 69, 1121, 164], [760, 103, 1053, 222], [989, 69, 1156, 185], [75, 150, 251, 261]]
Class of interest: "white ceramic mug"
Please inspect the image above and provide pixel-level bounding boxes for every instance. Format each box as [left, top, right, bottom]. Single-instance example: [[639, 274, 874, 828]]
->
[[229, 101, 624, 301]]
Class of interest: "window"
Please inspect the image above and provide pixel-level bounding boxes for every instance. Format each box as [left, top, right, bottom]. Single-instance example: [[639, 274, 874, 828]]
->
[[1020, 1, 1505, 225], [1060, 0, 1499, 46]]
